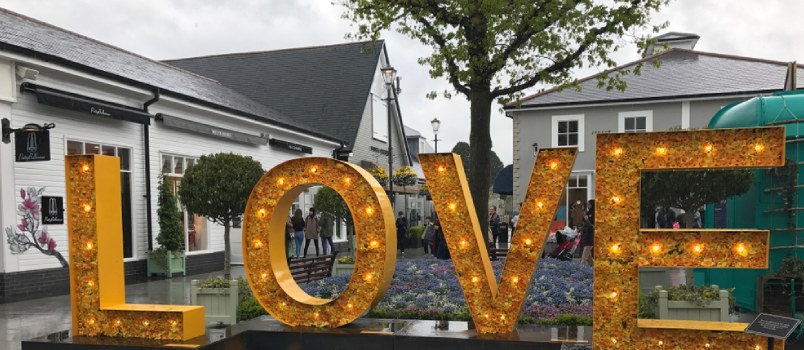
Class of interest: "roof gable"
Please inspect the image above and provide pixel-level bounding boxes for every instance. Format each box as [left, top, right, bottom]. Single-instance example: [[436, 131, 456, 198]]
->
[[165, 41, 385, 146], [510, 49, 804, 109]]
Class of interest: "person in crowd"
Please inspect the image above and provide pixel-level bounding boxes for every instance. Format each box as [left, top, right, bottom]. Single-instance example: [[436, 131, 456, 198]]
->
[[580, 215, 594, 266], [396, 211, 408, 255], [422, 216, 435, 256], [303, 208, 320, 257], [434, 215, 451, 260], [489, 205, 501, 247], [285, 215, 295, 258], [319, 211, 334, 255], [570, 200, 585, 229], [291, 209, 305, 259]]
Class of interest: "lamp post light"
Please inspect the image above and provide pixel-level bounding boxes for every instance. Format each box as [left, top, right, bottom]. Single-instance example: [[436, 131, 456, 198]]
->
[[381, 66, 397, 206], [431, 118, 441, 153]]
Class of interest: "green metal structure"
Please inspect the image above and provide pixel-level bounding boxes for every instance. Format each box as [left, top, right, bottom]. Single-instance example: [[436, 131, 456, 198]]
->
[[703, 90, 804, 312]]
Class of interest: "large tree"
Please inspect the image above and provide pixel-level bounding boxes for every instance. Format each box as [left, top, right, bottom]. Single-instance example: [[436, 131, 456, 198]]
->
[[178, 153, 263, 280], [452, 141, 503, 187], [341, 0, 667, 234]]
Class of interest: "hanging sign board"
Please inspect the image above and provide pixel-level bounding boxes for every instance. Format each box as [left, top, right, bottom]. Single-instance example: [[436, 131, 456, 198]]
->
[[14, 130, 50, 162], [42, 196, 64, 225]]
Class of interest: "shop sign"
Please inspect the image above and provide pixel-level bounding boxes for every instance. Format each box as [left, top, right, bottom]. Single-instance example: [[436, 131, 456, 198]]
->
[[14, 130, 50, 162]]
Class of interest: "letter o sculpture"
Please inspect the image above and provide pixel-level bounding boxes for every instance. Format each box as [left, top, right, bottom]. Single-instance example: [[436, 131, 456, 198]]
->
[[242, 157, 396, 327]]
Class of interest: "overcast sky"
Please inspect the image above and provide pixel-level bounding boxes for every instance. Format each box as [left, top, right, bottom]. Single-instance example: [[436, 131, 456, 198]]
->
[[1, 1, 803, 165]]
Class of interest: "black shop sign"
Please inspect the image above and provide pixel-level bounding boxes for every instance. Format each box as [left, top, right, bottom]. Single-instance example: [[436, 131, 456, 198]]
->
[[41, 196, 64, 225], [14, 129, 50, 162]]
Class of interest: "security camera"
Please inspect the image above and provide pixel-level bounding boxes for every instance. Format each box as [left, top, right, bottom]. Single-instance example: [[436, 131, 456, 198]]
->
[[16, 66, 39, 80]]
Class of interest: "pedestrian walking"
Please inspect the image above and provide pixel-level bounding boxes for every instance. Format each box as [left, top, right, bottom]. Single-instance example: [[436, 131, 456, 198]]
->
[[319, 212, 334, 255], [303, 208, 320, 257], [291, 209, 305, 259], [422, 216, 435, 256], [396, 211, 408, 255]]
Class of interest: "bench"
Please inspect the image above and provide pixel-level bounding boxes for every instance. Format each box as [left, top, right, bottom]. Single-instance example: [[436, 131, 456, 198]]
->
[[489, 248, 508, 261], [287, 252, 337, 283]]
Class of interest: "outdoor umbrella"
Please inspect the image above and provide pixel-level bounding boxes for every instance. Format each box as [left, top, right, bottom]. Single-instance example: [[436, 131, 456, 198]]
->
[[493, 164, 513, 196]]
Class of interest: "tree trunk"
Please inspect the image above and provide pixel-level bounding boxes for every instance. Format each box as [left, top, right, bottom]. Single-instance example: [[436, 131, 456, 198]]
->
[[223, 222, 231, 280], [468, 89, 494, 245]]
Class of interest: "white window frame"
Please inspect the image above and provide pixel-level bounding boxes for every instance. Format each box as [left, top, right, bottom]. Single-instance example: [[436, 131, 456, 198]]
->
[[551, 114, 585, 152], [371, 93, 388, 143], [160, 153, 208, 255], [618, 110, 653, 133]]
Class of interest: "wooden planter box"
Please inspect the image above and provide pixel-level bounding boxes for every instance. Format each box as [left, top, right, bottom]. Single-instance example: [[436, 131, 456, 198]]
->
[[655, 286, 730, 322], [146, 250, 186, 278], [332, 262, 355, 276], [191, 279, 238, 325]]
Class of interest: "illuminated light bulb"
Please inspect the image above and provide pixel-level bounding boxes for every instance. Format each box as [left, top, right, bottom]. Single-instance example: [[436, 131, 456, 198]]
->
[[81, 164, 90, 172], [704, 144, 714, 153], [85, 242, 94, 250], [655, 147, 668, 156], [437, 165, 447, 173], [611, 337, 617, 344], [369, 240, 379, 248], [83, 204, 92, 212], [364, 273, 373, 281], [281, 302, 286, 306], [87, 318, 95, 325], [314, 312, 320, 318], [705, 344, 710, 348], [310, 166, 318, 174], [610, 243, 621, 254], [471, 276, 480, 283], [611, 196, 622, 204], [735, 243, 748, 257], [344, 177, 351, 185], [484, 314, 489, 319], [511, 276, 519, 284], [500, 315, 506, 320], [277, 178, 285, 186], [448, 202, 457, 211], [347, 303, 353, 309], [142, 320, 150, 327], [253, 240, 264, 249], [86, 280, 94, 287], [261, 272, 268, 279], [171, 320, 178, 327], [755, 345, 761, 350], [693, 243, 704, 254], [459, 240, 468, 249], [754, 144, 765, 153], [651, 243, 662, 254], [365, 207, 374, 215], [613, 148, 623, 157], [610, 291, 618, 299], [536, 201, 545, 209], [258, 209, 267, 217], [549, 161, 558, 170], [114, 319, 122, 327], [524, 238, 534, 246], [658, 340, 664, 346]]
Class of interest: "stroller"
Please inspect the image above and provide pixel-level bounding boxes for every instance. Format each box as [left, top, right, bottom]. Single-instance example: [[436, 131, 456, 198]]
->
[[546, 226, 581, 261]]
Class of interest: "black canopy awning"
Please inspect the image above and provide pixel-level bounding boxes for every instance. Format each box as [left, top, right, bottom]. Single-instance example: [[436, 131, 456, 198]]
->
[[156, 113, 268, 146], [21, 83, 151, 125], [493, 164, 514, 196]]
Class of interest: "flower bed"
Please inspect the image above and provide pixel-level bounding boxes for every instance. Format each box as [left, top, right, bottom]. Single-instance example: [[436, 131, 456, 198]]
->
[[236, 258, 593, 324]]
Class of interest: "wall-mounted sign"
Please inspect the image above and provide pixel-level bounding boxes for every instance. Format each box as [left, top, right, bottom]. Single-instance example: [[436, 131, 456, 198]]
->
[[14, 129, 50, 162], [269, 138, 312, 154], [745, 313, 802, 340], [158, 114, 268, 145], [41, 196, 64, 225]]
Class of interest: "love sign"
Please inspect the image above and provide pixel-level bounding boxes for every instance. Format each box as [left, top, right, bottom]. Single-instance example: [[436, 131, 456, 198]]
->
[[65, 127, 786, 349]]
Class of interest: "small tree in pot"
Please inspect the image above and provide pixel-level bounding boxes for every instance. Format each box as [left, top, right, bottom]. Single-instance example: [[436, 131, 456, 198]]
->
[[178, 153, 263, 280], [147, 176, 186, 277]]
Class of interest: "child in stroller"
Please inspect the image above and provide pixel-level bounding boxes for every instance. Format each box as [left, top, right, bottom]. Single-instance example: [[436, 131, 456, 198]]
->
[[545, 226, 580, 261]]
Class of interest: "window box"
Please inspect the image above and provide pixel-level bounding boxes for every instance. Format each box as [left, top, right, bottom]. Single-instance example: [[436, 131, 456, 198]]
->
[[654, 285, 731, 322], [146, 250, 186, 278], [191, 279, 238, 325]]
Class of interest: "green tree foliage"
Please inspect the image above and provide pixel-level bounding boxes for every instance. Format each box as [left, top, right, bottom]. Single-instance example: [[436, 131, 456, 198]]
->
[[451, 141, 503, 187], [156, 176, 184, 252], [641, 170, 755, 228], [314, 186, 353, 238], [341, 0, 667, 244], [178, 153, 263, 279]]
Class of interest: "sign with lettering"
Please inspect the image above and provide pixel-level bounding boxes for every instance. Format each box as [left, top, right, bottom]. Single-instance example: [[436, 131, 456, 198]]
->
[[41, 196, 64, 225], [745, 313, 802, 340], [269, 138, 312, 154], [14, 130, 50, 162]]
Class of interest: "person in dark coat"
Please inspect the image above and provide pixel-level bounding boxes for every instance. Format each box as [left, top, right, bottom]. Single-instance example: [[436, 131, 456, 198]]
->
[[433, 216, 451, 260], [396, 211, 408, 255]]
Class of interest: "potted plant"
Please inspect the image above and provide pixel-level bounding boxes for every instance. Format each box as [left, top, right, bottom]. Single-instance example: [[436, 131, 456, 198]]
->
[[191, 276, 239, 325], [639, 285, 735, 322], [147, 176, 186, 277], [407, 225, 424, 248], [333, 255, 355, 276]]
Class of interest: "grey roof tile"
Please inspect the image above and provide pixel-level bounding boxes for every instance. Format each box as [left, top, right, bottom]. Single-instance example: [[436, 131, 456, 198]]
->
[[165, 41, 385, 146], [0, 8, 340, 142], [511, 49, 804, 109]]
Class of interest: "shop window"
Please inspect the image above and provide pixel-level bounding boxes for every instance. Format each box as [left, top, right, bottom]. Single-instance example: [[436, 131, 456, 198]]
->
[[161, 154, 206, 252], [372, 93, 388, 142], [67, 140, 134, 258]]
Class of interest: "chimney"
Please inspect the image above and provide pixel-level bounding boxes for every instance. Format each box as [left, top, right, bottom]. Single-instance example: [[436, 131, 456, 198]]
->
[[644, 32, 700, 57], [784, 61, 797, 91]]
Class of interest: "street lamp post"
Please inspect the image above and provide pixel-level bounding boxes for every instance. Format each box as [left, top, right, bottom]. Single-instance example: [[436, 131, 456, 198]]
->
[[381, 66, 397, 207], [431, 118, 441, 153]]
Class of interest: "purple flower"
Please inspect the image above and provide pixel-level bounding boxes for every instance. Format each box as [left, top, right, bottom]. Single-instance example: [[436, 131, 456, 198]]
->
[[47, 238, 56, 252], [22, 198, 40, 217], [18, 218, 28, 231], [20, 188, 25, 199], [38, 231, 48, 245]]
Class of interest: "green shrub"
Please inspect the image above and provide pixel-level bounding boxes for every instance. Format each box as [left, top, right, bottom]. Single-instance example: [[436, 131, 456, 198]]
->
[[539, 314, 593, 326], [237, 297, 267, 322], [156, 176, 183, 252], [338, 255, 355, 264], [408, 226, 425, 240]]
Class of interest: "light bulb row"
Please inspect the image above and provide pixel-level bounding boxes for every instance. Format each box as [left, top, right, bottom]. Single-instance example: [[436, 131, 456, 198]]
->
[[85, 318, 177, 327], [610, 143, 765, 157]]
